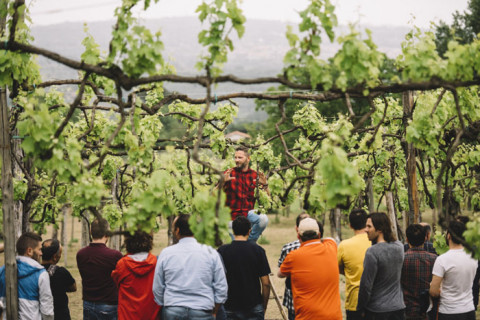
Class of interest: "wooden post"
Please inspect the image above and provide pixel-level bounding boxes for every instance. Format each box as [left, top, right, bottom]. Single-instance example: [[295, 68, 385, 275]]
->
[[329, 208, 341, 243], [269, 274, 288, 320], [61, 205, 69, 267], [110, 173, 121, 251], [1, 85, 19, 319], [403, 91, 420, 225], [167, 215, 175, 246], [12, 134, 23, 237], [386, 192, 398, 239], [81, 212, 90, 248], [367, 176, 374, 213]]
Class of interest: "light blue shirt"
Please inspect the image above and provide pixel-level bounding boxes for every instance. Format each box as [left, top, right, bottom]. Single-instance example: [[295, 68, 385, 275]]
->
[[152, 237, 228, 310]]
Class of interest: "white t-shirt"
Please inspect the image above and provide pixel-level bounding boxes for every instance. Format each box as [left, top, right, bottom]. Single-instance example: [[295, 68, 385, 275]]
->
[[432, 248, 478, 314]]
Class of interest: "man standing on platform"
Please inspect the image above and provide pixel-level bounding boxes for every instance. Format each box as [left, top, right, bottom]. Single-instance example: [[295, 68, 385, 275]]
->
[[222, 146, 269, 242], [77, 218, 123, 320], [337, 209, 371, 320]]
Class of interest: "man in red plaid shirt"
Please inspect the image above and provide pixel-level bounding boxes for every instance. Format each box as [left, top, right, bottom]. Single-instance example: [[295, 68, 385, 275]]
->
[[222, 147, 269, 242]]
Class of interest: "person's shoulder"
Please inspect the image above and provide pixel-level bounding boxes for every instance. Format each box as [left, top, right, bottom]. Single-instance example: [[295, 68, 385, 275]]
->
[[102, 246, 123, 259], [322, 238, 337, 247], [250, 241, 267, 253], [281, 240, 300, 252], [425, 251, 437, 262], [217, 243, 231, 253], [76, 245, 89, 256]]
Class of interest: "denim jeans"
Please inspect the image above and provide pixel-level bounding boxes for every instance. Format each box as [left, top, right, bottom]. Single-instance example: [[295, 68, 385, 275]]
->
[[229, 211, 268, 242], [83, 301, 117, 320], [225, 303, 265, 320], [162, 306, 214, 320]]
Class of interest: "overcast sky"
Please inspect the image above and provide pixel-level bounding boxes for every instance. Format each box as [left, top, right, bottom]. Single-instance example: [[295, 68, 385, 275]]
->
[[28, 0, 469, 28]]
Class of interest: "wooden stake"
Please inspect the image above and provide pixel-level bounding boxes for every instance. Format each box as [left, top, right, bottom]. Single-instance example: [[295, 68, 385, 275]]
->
[[269, 274, 288, 320], [1, 86, 18, 319], [386, 192, 398, 239]]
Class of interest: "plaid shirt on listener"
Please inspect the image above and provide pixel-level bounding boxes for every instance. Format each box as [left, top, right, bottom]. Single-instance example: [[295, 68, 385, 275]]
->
[[278, 240, 301, 318], [223, 167, 258, 219], [401, 247, 437, 318]]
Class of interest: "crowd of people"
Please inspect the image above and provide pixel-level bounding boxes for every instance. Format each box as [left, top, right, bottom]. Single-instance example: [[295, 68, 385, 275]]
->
[[0, 147, 479, 320]]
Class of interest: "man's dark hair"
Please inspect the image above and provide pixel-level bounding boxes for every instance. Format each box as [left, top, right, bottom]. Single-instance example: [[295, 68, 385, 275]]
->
[[16, 232, 42, 256], [299, 220, 324, 242], [175, 214, 194, 237], [422, 223, 431, 234], [300, 231, 319, 242], [295, 212, 310, 227], [235, 146, 250, 157], [125, 230, 153, 254], [456, 215, 470, 225], [349, 209, 367, 230], [91, 218, 110, 239], [41, 239, 60, 261], [447, 220, 467, 245], [406, 224, 426, 247], [232, 216, 251, 236], [368, 212, 396, 242]]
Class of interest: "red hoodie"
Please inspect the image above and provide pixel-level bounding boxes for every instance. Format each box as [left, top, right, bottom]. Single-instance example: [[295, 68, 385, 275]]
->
[[111, 253, 161, 320]]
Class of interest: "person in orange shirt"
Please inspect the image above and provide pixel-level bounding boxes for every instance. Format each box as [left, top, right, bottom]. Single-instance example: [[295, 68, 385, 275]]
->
[[278, 218, 342, 320], [111, 230, 161, 320]]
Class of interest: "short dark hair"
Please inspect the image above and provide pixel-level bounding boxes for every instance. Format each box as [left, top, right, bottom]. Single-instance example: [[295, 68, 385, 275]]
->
[[232, 216, 251, 236], [456, 215, 470, 225], [41, 239, 60, 260], [421, 223, 431, 234], [16, 232, 42, 256], [300, 230, 320, 242], [368, 212, 396, 242], [175, 214, 194, 237], [406, 224, 426, 247], [295, 212, 310, 227], [299, 220, 324, 242], [447, 220, 467, 245], [125, 230, 153, 254], [349, 209, 367, 230], [235, 146, 250, 157], [91, 218, 110, 239]]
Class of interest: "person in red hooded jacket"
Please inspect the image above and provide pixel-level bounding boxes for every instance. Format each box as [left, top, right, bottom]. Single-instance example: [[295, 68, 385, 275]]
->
[[111, 230, 161, 320]]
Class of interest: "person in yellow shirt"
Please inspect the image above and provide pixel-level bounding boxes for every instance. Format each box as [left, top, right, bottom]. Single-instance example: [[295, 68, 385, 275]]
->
[[337, 209, 371, 320]]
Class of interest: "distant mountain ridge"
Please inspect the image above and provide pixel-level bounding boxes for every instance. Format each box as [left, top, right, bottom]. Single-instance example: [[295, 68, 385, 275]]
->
[[31, 17, 410, 121]]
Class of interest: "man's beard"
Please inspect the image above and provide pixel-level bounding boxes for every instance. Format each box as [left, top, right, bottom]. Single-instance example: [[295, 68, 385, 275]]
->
[[236, 161, 248, 170], [368, 233, 378, 244], [31, 252, 41, 263]]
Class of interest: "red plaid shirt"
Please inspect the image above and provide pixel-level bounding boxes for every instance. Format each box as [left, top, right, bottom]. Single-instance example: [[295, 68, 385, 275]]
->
[[401, 247, 437, 318], [223, 167, 258, 219]]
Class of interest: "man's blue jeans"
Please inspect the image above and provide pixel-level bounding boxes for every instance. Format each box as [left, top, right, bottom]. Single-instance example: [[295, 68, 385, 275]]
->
[[83, 301, 117, 320], [225, 303, 265, 320], [229, 210, 268, 242], [162, 306, 214, 320]]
